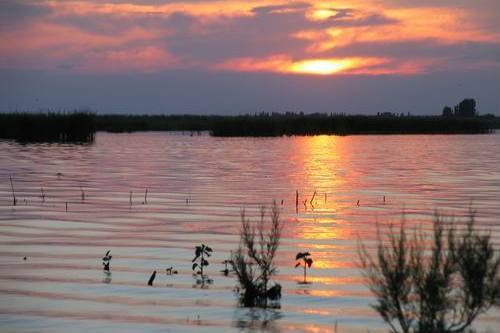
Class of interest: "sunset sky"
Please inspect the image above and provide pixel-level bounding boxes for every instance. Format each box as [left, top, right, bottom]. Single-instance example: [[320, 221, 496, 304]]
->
[[0, 0, 499, 114]]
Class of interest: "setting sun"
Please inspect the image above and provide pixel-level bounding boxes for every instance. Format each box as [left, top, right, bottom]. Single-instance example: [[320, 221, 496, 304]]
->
[[290, 59, 353, 75], [307, 8, 338, 21]]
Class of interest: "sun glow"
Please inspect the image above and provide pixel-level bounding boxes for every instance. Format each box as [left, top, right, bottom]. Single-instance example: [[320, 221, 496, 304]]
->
[[290, 59, 353, 75], [307, 8, 338, 21], [215, 56, 387, 75]]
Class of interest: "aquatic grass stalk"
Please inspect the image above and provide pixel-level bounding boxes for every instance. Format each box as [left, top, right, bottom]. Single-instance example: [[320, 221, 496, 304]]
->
[[295, 190, 299, 213], [310, 191, 317, 206], [9, 176, 16, 206]]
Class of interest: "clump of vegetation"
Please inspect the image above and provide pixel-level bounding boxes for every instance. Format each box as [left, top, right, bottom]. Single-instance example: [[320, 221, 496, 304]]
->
[[231, 202, 283, 307], [358, 211, 500, 333], [192, 244, 212, 278], [211, 113, 495, 136], [295, 252, 313, 284], [0, 112, 95, 143]]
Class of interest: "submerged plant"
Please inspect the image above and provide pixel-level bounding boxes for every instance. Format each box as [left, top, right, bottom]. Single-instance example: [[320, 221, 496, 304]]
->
[[295, 252, 313, 284], [192, 244, 212, 278], [358, 211, 500, 333], [231, 202, 283, 307]]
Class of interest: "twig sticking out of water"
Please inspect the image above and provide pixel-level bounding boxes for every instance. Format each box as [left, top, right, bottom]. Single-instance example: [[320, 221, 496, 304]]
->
[[41, 187, 45, 203], [148, 270, 157, 286], [383, 195, 386, 204], [80, 186, 85, 202], [324, 193, 327, 204], [302, 199, 307, 210], [129, 191, 132, 206], [144, 188, 148, 204], [295, 190, 299, 213], [65, 201, 68, 212], [356, 200, 360, 206], [310, 191, 317, 206], [9, 176, 16, 206]]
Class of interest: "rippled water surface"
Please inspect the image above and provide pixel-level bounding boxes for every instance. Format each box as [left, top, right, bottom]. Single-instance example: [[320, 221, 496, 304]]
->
[[1, 132, 499, 332]]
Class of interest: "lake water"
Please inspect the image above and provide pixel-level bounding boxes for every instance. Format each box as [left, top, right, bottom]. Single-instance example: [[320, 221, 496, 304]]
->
[[1, 132, 499, 333]]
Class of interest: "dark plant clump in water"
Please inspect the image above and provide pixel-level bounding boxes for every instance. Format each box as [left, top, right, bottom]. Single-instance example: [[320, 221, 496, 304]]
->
[[231, 202, 283, 307], [295, 252, 313, 284], [165, 266, 178, 275], [358, 211, 500, 333], [192, 244, 212, 278]]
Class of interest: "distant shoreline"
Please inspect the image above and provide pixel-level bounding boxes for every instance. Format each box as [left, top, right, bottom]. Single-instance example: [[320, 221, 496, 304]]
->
[[1, 112, 498, 142]]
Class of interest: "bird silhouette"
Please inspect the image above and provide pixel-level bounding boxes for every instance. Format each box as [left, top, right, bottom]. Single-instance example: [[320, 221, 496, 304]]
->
[[148, 270, 157, 286]]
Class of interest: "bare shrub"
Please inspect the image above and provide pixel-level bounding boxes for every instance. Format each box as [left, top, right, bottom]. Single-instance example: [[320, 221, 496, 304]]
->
[[359, 211, 500, 333], [231, 202, 283, 307]]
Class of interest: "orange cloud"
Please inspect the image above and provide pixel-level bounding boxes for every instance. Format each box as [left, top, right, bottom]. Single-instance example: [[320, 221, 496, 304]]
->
[[78, 46, 178, 73], [296, 5, 500, 54], [42, 0, 284, 20]]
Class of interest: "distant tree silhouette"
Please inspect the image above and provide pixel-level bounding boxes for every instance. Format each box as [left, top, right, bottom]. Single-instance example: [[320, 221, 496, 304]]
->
[[359, 212, 500, 333], [454, 99, 477, 117], [442, 106, 453, 117]]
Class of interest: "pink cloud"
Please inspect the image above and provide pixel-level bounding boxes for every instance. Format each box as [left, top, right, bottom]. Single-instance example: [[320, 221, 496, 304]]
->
[[77, 46, 178, 73]]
